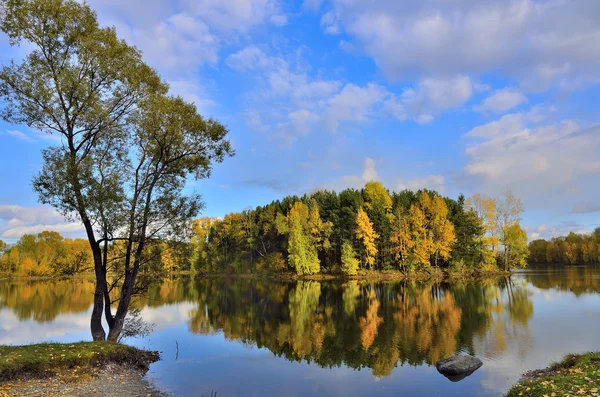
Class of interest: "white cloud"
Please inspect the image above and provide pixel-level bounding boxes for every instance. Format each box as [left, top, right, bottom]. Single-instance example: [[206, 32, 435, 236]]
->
[[228, 47, 478, 143], [168, 79, 216, 114], [2, 223, 83, 239], [526, 221, 589, 240], [226, 46, 274, 71], [227, 46, 397, 142], [474, 88, 528, 114], [2, 130, 34, 142], [324, 83, 388, 131], [386, 76, 474, 123], [319, 0, 600, 89], [461, 111, 600, 210], [397, 175, 445, 192], [84, 0, 288, 115], [342, 157, 379, 189], [0, 205, 83, 240]]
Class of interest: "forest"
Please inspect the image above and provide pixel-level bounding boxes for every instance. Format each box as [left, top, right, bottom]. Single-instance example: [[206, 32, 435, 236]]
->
[[528, 228, 600, 265], [0, 231, 191, 277], [2, 184, 598, 278], [190, 183, 528, 275]]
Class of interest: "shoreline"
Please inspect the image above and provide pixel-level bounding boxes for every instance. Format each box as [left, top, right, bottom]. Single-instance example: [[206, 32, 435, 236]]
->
[[0, 269, 513, 282], [194, 268, 513, 282], [0, 342, 166, 397], [507, 352, 600, 397]]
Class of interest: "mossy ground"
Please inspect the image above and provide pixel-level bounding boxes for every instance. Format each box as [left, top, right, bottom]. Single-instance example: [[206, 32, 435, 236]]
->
[[507, 352, 600, 397], [0, 342, 159, 382]]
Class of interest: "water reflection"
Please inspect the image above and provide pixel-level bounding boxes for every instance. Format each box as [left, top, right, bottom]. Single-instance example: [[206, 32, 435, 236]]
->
[[0, 267, 599, 396], [185, 277, 534, 377]]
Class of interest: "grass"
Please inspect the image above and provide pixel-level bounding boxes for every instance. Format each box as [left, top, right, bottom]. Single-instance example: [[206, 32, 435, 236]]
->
[[507, 352, 600, 397], [0, 342, 159, 382]]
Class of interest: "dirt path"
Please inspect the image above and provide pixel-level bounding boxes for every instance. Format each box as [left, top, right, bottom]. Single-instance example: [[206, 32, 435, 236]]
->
[[0, 364, 170, 397]]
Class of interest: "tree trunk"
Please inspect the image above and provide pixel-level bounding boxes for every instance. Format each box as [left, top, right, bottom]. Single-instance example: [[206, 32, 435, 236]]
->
[[90, 248, 107, 341], [106, 272, 135, 341]]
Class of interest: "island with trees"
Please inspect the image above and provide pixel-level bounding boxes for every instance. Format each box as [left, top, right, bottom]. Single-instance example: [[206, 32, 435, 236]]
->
[[190, 185, 529, 277]]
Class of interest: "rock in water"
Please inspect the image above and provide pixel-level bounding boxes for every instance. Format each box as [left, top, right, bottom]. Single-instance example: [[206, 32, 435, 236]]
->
[[435, 355, 483, 382]]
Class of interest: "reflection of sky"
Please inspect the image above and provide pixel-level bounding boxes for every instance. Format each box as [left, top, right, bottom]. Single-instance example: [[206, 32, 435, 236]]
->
[[2, 274, 600, 397], [474, 281, 600, 394]]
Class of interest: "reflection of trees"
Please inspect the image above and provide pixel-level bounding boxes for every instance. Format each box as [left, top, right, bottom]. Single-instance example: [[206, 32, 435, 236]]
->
[[0, 275, 538, 378], [0, 277, 196, 323], [524, 266, 600, 295], [360, 288, 383, 350], [189, 277, 534, 377], [0, 279, 95, 322], [474, 278, 534, 361], [395, 286, 462, 364]]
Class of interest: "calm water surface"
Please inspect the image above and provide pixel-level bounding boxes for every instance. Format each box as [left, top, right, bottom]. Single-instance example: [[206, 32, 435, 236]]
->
[[1, 266, 600, 396]]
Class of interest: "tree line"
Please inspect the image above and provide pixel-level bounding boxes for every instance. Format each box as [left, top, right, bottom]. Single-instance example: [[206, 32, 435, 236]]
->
[[190, 183, 529, 275], [0, 232, 195, 277], [529, 228, 600, 265], [0, 231, 92, 276]]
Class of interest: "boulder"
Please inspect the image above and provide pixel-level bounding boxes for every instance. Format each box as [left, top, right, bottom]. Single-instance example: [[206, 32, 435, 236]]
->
[[435, 354, 483, 382]]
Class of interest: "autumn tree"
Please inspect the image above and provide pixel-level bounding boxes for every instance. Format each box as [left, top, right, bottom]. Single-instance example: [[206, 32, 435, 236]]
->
[[362, 182, 394, 266], [502, 224, 529, 268], [355, 208, 378, 269], [341, 240, 359, 275], [496, 190, 526, 270], [466, 193, 498, 268], [390, 208, 412, 270], [277, 200, 330, 275], [0, 0, 233, 340], [418, 192, 455, 267]]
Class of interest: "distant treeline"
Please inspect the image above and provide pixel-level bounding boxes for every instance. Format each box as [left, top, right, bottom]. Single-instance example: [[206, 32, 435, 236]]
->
[[190, 183, 528, 275], [529, 229, 600, 265], [0, 232, 193, 277], [0, 232, 92, 276]]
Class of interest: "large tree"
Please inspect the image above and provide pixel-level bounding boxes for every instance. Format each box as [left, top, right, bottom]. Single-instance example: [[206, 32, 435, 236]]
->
[[496, 189, 525, 271], [0, 0, 233, 340]]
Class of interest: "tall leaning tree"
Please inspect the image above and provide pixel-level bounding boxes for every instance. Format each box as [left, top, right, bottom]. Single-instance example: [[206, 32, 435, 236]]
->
[[0, 0, 233, 341]]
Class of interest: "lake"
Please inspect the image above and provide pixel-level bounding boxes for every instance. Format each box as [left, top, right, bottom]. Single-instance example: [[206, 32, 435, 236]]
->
[[1, 266, 600, 396]]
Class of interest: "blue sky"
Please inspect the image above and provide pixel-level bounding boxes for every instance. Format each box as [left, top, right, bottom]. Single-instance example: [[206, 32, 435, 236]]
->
[[1, 0, 600, 242]]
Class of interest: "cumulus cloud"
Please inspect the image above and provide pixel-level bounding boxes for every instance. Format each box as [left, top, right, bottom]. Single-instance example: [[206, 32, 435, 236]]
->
[[341, 157, 379, 189], [227, 46, 397, 142], [526, 221, 590, 240], [0, 205, 83, 240], [85, 0, 287, 116], [474, 88, 528, 114], [228, 47, 478, 142], [397, 175, 445, 192], [324, 83, 388, 131], [460, 111, 600, 210], [386, 76, 475, 123], [318, 0, 600, 90]]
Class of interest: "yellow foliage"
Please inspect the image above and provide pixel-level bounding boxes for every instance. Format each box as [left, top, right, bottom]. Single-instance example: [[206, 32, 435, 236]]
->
[[355, 208, 379, 269], [360, 289, 383, 350]]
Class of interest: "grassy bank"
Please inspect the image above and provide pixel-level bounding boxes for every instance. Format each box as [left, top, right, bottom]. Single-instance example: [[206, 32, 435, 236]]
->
[[0, 342, 159, 382], [507, 352, 600, 397]]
